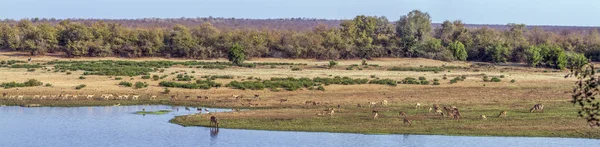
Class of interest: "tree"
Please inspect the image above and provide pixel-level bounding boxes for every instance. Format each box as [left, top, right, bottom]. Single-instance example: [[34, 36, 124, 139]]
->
[[540, 44, 567, 69], [525, 46, 543, 67], [485, 43, 510, 63], [396, 10, 432, 57], [448, 41, 467, 61], [164, 25, 195, 57], [228, 43, 245, 65], [567, 62, 600, 127], [565, 52, 588, 71]]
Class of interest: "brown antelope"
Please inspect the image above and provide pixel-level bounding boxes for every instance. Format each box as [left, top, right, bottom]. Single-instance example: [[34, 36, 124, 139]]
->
[[428, 107, 433, 113], [210, 116, 219, 128], [9, 95, 16, 99], [254, 94, 260, 99], [151, 95, 157, 100], [232, 95, 240, 99], [33, 95, 40, 99], [17, 95, 24, 100], [530, 104, 544, 113], [170, 95, 176, 100], [415, 103, 421, 109], [40, 95, 47, 100], [369, 102, 377, 107], [71, 95, 78, 100], [481, 115, 487, 120], [453, 108, 462, 120], [197, 96, 203, 99], [399, 111, 406, 116], [2, 93, 6, 98], [381, 100, 388, 106], [433, 104, 440, 112], [357, 104, 362, 107], [279, 99, 288, 103], [443, 107, 453, 117], [372, 110, 379, 119], [204, 96, 209, 99], [400, 112, 411, 126], [184, 96, 190, 99], [86, 95, 94, 100], [498, 111, 507, 117], [132, 95, 140, 100]]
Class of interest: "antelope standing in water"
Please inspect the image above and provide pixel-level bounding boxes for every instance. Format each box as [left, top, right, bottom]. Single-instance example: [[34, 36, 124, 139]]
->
[[399, 111, 412, 126], [498, 111, 507, 117], [530, 104, 544, 113], [210, 116, 219, 128]]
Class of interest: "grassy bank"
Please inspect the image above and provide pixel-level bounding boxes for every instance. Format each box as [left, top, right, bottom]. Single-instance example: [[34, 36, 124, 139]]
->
[[170, 101, 600, 139], [135, 110, 172, 115]]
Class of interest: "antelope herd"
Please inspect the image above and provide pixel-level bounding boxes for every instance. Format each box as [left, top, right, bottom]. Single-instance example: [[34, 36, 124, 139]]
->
[[0, 93, 223, 101]]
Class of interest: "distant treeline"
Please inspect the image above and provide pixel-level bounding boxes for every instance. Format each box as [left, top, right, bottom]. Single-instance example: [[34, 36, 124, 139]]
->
[[0, 10, 594, 69]]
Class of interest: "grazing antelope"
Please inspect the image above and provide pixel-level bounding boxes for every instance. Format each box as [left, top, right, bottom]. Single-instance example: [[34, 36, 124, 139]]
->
[[305, 101, 313, 105], [232, 95, 240, 99], [381, 100, 388, 106], [33, 95, 40, 99], [204, 96, 209, 99], [50, 95, 58, 100], [151, 95, 157, 100], [498, 111, 507, 117], [443, 107, 453, 117], [372, 110, 379, 119], [369, 102, 377, 107], [428, 107, 433, 113], [357, 104, 362, 108], [9, 95, 16, 99], [86, 95, 94, 100], [433, 104, 440, 112], [184, 96, 190, 99], [210, 116, 219, 128], [452, 108, 462, 120], [254, 94, 260, 99], [170, 95, 176, 100], [415, 103, 421, 109], [71, 95, 78, 100], [17, 95, 24, 100], [530, 104, 544, 113], [481, 115, 487, 120], [122, 95, 129, 99], [40, 95, 47, 100], [132, 95, 140, 100], [197, 96, 203, 99], [435, 109, 444, 116], [279, 99, 288, 103]]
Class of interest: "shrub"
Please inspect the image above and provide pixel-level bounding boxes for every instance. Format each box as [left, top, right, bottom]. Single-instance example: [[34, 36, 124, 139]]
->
[[66, 72, 72, 75], [291, 67, 302, 71], [370, 75, 376, 78], [79, 76, 86, 79], [490, 77, 501, 82], [115, 77, 123, 80], [163, 88, 170, 94], [191, 71, 196, 73], [328, 60, 338, 68], [361, 59, 368, 66], [141, 75, 151, 79], [443, 74, 447, 80], [420, 80, 430, 85], [159, 69, 165, 73], [369, 79, 398, 86], [418, 76, 426, 80], [500, 75, 505, 78], [45, 83, 52, 87], [134, 82, 149, 89], [450, 79, 458, 84], [270, 65, 277, 68], [153, 75, 160, 81], [119, 81, 132, 87], [75, 84, 86, 90], [433, 78, 439, 82], [27, 68, 36, 72], [511, 79, 516, 83], [460, 75, 467, 80], [10, 64, 42, 68], [433, 81, 440, 85], [388, 66, 444, 72], [483, 75, 489, 82], [317, 85, 325, 91], [402, 77, 420, 84], [228, 43, 246, 65]]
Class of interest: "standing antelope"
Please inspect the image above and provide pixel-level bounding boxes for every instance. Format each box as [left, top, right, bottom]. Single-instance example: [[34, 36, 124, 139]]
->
[[33, 95, 40, 99], [86, 95, 94, 100], [428, 107, 433, 113], [369, 102, 377, 107], [151, 95, 157, 100], [132, 95, 140, 100], [452, 108, 462, 120], [210, 116, 219, 128], [381, 100, 388, 106], [415, 103, 421, 109], [400, 111, 411, 126], [17, 95, 24, 100], [481, 115, 487, 120], [40, 95, 47, 100], [530, 104, 544, 113]]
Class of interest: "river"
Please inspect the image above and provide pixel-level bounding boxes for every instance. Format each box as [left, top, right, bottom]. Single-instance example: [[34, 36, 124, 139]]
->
[[1, 105, 598, 147]]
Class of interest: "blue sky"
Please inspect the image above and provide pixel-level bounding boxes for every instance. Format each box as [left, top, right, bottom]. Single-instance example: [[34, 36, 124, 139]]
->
[[0, 0, 597, 26]]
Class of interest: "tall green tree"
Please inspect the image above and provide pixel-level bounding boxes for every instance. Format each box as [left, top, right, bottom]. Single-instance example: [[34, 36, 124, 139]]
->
[[228, 43, 246, 65], [396, 10, 432, 57], [525, 45, 543, 67], [448, 41, 467, 61], [164, 25, 195, 57]]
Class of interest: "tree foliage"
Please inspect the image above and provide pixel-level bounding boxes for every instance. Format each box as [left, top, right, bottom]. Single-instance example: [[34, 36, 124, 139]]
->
[[228, 43, 245, 65]]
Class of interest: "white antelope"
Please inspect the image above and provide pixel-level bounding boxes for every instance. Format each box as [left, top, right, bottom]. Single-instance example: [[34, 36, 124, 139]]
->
[[86, 95, 94, 100], [132, 95, 139, 100], [9, 95, 16, 99], [17, 95, 24, 100], [150, 95, 157, 100], [33, 95, 40, 99], [40, 95, 47, 100], [381, 100, 388, 106], [415, 103, 421, 109]]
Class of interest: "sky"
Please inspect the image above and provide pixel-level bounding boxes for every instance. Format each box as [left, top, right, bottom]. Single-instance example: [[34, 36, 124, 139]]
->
[[0, 0, 598, 26]]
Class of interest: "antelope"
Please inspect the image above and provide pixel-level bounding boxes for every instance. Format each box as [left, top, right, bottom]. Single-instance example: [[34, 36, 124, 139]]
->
[[428, 107, 433, 113], [381, 100, 388, 106], [433, 104, 440, 112], [210, 116, 219, 128], [170, 95, 176, 100], [40, 95, 47, 100], [86, 95, 94, 100], [400, 112, 411, 126], [415, 103, 421, 109], [369, 102, 377, 107], [122, 95, 129, 99], [305, 101, 313, 105], [9, 95, 16, 99], [357, 104, 362, 107], [452, 108, 462, 120], [2, 93, 6, 98], [17, 95, 24, 100], [71, 95, 78, 100], [481, 115, 487, 120], [254, 94, 260, 99], [498, 111, 507, 117], [33, 95, 40, 99], [184, 96, 190, 99], [151, 95, 157, 100], [435, 109, 444, 116], [50, 95, 58, 100], [329, 110, 335, 116], [372, 110, 379, 119], [197, 96, 203, 99], [204, 96, 209, 99], [232, 95, 240, 99], [279, 99, 288, 103], [530, 104, 544, 113], [132, 95, 140, 100]]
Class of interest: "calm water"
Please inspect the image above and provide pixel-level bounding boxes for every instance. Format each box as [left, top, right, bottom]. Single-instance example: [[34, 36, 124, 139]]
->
[[1, 105, 599, 147]]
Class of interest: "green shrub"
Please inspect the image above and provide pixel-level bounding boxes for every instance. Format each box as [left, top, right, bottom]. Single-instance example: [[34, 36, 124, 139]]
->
[[491, 77, 501, 82], [134, 82, 149, 89], [75, 84, 86, 90], [159, 80, 221, 89], [164, 88, 170, 94], [483, 75, 489, 82], [418, 76, 426, 80], [45, 83, 52, 87], [291, 67, 302, 71], [27, 68, 36, 72], [433, 81, 440, 85], [443, 74, 447, 80], [79, 76, 86, 79], [361, 59, 368, 66], [511, 79, 516, 83], [66, 72, 72, 75], [369, 79, 398, 86], [270, 65, 277, 68], [115, 77, 123, 80], [370, 75, 376, 78], [152, 75, 160, 81], [119, 81, 132, 87], [420, 80, 430, 85], [388, 66, 444, 72], [141, 75, 151, 79], [500, 75, 505, 78], [328, 60, 338, 68], [402, 77, 420, 84], [450, 79, 458, 84], [317, 85, 325, 91], [433, 78, 439, 82], [10, 64, 42, 68]]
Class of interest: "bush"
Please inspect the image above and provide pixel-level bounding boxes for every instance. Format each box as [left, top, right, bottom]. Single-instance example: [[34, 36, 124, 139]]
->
[[450, 79, 458, 84], [433, 81, 440, 85], [119, 81, 132, 87], [66, 72, 72, 75], [152, 75, 160, 81], [27, 68, 36, 72], [388, 66, 444, 72], [79, 76, 86, 79], [369, 79, 398, 86], [361, 59, 368, 66], [159, 80, 221, 89], [228, 43, 246, 65], [115, 77, 123, 80], [75, 84, 86, 90], [134, 82, 149, 89], [291, 67, 302, 71], [483, 75, 489, 82], [328, 60, 338, 68], [443, 74, 447, 80], [500, 75, 505, 78], [45, 83, 52, 87], [402, 77, 420, 84], [490, 77, 501, 82], [141, 75, 151, 79], [420, 80, 430, 85], [418, 76, 426, 81], [317, 85, 325, 91], [164, 88, 170, 94], [511, 79, 516, 83], [370, 75, 376, 78]]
